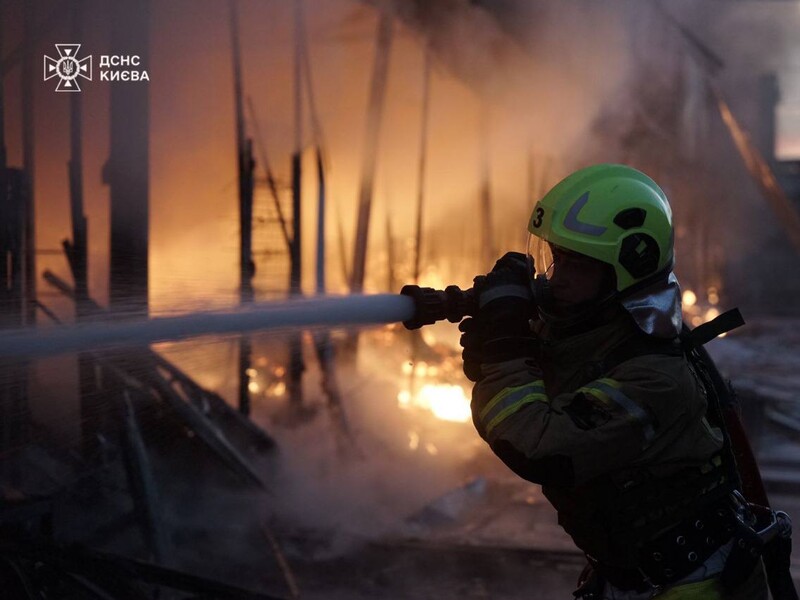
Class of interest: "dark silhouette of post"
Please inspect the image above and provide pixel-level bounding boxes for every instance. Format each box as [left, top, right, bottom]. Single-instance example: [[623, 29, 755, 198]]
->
[[0, 1, 31, 467], [350, 5, 393, 296], [230, 0, 256, 416], [343, 4, 393, 362], [408, 43, 431, 397], [63, 0, 100, 458], [21, 0, 35, 325], [286, 0, 306, 415], [478, 99, 495, 271], [107, 0, 150, 318]]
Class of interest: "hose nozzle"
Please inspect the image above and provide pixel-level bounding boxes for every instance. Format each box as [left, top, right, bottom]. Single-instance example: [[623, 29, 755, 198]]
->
[[400, 284, 477, 330]]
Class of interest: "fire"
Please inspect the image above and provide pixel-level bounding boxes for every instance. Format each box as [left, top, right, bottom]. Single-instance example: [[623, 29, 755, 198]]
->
[[417, 384, 472, 422], [397, 383, 472, 423]]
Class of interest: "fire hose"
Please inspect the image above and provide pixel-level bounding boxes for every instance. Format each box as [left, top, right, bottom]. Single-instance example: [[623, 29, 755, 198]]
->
[[0, 286, 469, 360]]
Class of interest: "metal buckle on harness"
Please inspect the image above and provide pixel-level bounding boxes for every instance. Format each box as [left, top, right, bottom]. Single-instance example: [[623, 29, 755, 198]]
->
[[730, 490, 756, 526], [756, 509, 792, 543], [731, 490, 793, 544]]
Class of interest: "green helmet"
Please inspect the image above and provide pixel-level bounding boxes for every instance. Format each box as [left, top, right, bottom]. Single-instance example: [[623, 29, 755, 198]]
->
[[527, 164, 674, 293]]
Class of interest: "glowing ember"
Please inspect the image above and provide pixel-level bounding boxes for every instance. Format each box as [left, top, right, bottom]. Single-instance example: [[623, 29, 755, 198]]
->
[[707, 287, 719, 305], [248, 381, 260, 393], [272, 382, 286, 396], [408, 430, 420, 450], [682, 289, 697, 307]]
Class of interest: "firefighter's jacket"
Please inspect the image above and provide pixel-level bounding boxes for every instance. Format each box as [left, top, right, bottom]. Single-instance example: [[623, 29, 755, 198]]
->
[[471, 310, 725, 568]]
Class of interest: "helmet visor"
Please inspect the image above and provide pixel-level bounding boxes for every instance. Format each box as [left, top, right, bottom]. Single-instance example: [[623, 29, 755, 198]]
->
[[526, 234, 554, 280]]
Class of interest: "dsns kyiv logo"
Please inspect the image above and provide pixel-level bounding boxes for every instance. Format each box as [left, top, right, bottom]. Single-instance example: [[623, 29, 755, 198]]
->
[[43, 44, 92, 92]]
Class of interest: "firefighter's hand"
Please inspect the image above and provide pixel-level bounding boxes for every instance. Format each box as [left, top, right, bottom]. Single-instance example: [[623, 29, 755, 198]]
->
[[460, 254, 537, 381], [477, 252, 533, 312], [478, 268, 532, 329], [459, 316, 485, 383], [490, 251, 530, 284]]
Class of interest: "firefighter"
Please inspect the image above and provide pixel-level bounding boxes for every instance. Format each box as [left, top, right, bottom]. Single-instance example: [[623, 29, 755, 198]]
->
[[459, 164, 773, 598]]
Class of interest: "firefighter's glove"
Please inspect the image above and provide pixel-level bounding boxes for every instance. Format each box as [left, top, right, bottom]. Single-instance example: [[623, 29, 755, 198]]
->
[[489, 251, 530, 277], [459, 316, 485, 383], [475, 252, 539, 366]]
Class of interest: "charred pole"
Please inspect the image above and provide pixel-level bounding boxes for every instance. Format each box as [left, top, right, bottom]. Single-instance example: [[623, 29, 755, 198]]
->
[[314, 145, 354, 452], [285, 0, 307, 415], [63, 0, 101, 458], [0, 1, 71, 78], [408, 43, 431, 397], [412, 45, 431, 286], [21, 0, 35, 325], [230, 0, 256, 416], [66, 1, 89, 309], [0, 1, 6, 210], [478, 99, 495, 271], [0, 0, 31, 462], [107, 0, 150, 318], [350, 3, 393, 296], [343, 4, 393, 362], [247, 96, 292, 250], [385, 211, 395, 293]]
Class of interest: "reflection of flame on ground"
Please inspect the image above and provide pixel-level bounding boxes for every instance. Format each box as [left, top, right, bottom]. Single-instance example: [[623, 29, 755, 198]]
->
[[682, 286, 725, 336]]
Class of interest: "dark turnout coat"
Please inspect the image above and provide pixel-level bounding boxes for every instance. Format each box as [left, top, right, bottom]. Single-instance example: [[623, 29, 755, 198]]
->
[[470, 310, 725, 568]]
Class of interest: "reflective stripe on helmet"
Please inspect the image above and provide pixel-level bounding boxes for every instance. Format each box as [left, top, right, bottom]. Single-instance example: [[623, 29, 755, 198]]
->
[[564, 191, 609, 236]]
